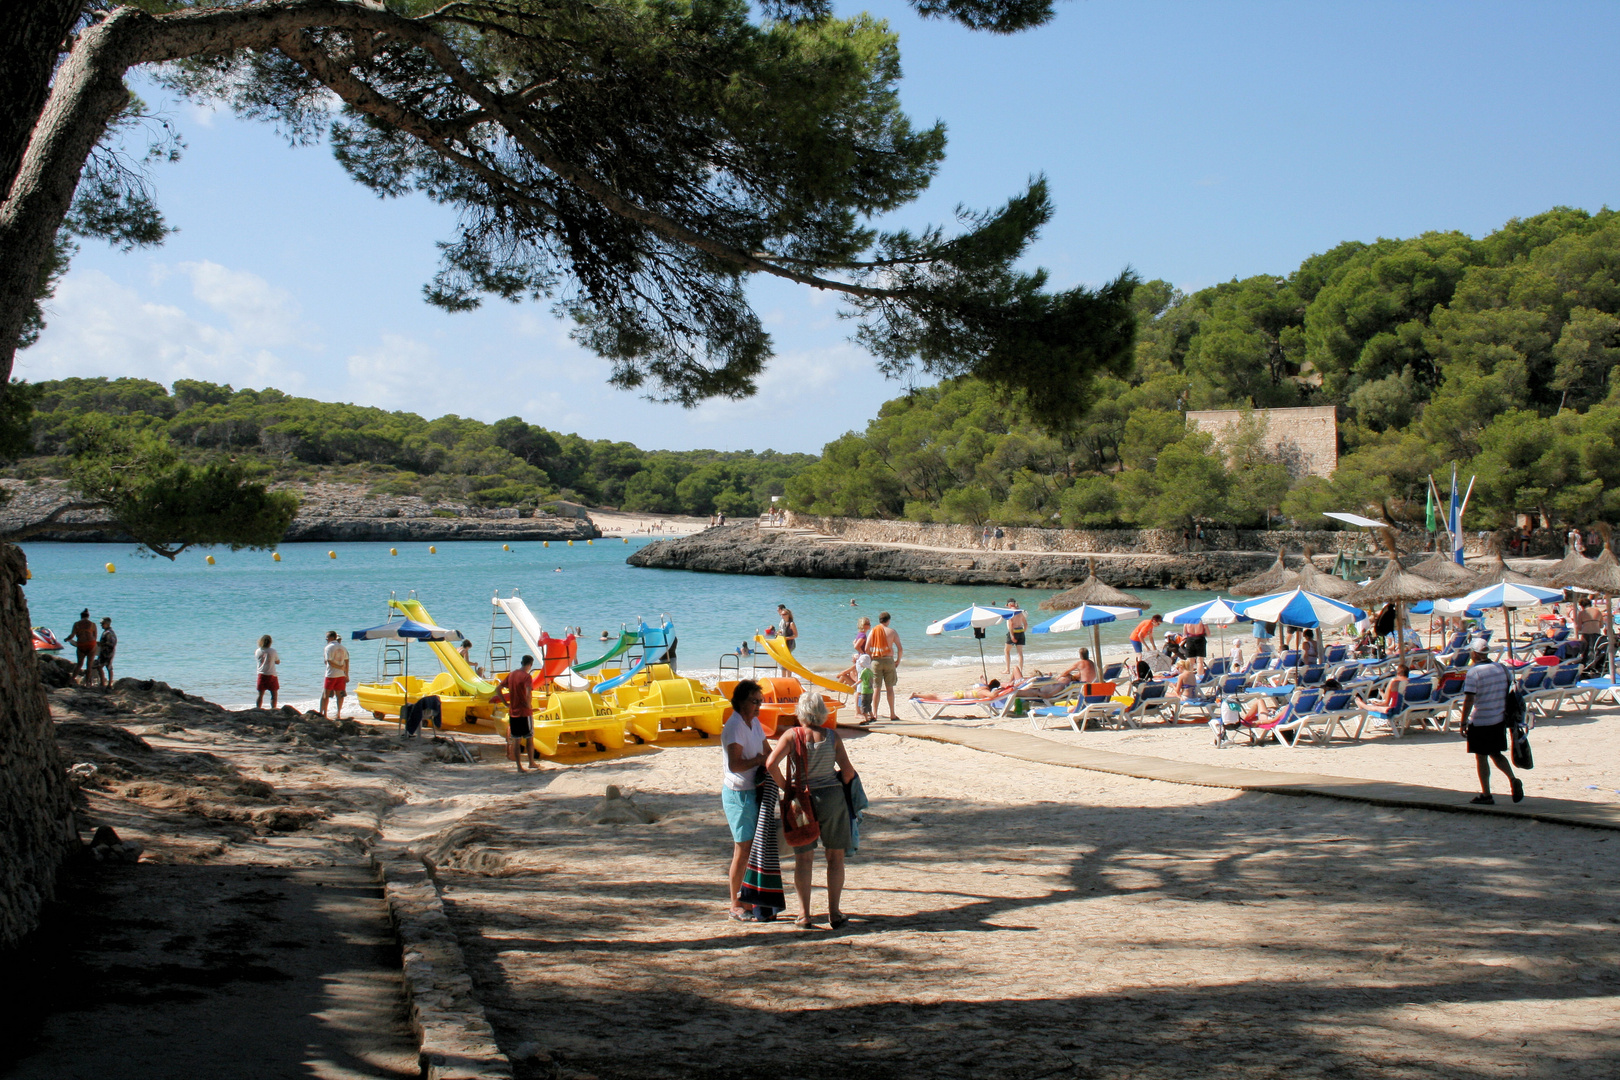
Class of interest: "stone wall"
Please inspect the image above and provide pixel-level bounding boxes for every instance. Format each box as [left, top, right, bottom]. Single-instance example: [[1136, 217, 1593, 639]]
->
[[0, 543, 76, 950], [780, 512, 1498, 556], [783, 513, 1365, 554], [1186, 406, 1339, 479]]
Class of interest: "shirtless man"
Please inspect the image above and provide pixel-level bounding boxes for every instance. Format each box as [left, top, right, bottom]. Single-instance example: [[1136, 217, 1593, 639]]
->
[[70, 609, 97, 682], [1003, 599, 1029, 674]]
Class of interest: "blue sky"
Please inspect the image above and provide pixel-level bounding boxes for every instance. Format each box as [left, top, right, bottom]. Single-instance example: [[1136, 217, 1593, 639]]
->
[[20, 0, 1619, 453]]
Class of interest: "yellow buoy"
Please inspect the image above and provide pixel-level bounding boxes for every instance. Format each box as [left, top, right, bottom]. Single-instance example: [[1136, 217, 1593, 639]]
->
[[587, 539, 593, 545], [622, 537, 628, 544], [105, 562, 115, 573], [543, 541, 549, 548], [502, 543, 511, 552], [567, 539, 574, 546], [26, 567, 32, 579], [390, 547, 398, 556], [429, 546, 437, 554], [328, 550, 337, 559], [272, 552, 281, 562], [206, 555, 216, 565]]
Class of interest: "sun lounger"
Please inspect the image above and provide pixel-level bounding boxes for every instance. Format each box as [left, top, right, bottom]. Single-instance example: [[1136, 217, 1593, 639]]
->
[[1526, 662, 1582, 716], [908, 680, 1028, 721], [1028, 695, 1127, 732], [1300, 689, 1359, 744]]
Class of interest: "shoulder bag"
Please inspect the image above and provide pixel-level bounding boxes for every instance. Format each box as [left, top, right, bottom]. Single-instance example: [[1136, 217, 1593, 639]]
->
[[780, 728, 821, 848]]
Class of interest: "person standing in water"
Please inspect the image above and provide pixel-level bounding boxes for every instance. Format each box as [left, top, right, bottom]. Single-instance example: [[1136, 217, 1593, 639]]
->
[[94, 617, 117, 686], [321, 630, 350, 720], [776, 605, 798, 653], [255, 634, 281, 709]]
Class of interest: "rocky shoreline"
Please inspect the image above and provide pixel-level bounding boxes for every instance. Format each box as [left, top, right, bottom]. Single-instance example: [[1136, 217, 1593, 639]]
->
[[0, 479, 600, 544], [628, 523, 1282, 590]]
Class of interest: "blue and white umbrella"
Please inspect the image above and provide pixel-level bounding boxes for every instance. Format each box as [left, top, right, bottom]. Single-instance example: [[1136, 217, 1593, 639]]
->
[[926, 605, 1017, 635], [1234, 589, 1366, 629], [1162, 597, 1248, 626], [1163, 596, 1249, 663], [1459, 582, 1564, 609], [1459, 581, 1564, 659], [1029, 604, 1140, 677], [352, 617, 465, 642], [1030, 604, 1138, 633], [926, 604, 1017, 679]]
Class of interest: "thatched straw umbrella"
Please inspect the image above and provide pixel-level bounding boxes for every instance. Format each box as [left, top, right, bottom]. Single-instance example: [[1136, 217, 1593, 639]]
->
[[1538, 542, 1592, 586], [1407, 549, 1482, 587], [1553, 525, 1620, 684], [1230, 550, 1300, 598], [1296, 545, 1357, 600], [1040, 558, 1150, 671], [1348, 531, 1457, 665], [1477, 547, 1541, 586]]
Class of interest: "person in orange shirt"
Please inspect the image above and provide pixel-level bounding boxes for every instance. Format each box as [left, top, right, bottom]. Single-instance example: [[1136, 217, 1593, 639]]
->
[[863, 611, 904, 721], [1130, 614, 1163, 655]]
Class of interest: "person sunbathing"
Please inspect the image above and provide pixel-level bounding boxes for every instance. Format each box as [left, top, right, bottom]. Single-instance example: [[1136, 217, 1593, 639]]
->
[[1165, 659, 1200, 700], [1355, 664, 1409, 722]]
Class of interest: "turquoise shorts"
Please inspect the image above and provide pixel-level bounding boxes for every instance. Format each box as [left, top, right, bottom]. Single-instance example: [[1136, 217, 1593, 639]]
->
[[721, 786, 760, 844]]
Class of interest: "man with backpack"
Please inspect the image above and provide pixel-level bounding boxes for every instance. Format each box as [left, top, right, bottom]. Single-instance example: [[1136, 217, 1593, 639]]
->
[[1458, 639, 1524, 805]]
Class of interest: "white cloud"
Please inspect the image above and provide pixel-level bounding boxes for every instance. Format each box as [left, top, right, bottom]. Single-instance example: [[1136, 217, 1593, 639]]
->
[[344, 333, 443, 411], [18, 267, 304, 391], [179, 260, 310, 346]]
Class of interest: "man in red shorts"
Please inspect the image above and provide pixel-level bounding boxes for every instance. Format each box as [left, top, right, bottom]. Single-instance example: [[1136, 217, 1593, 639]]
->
[[495, 654, 537, 772], [320, 630, 350, 720]]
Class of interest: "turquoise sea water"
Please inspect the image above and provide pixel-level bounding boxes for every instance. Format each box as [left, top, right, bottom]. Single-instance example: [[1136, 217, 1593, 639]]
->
[[17, 540, 1190, 708]]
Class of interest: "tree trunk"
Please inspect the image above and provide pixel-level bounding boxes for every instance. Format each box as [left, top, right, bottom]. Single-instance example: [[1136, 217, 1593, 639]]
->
[[0, 0, 84, 207], [0, 1, 416, 390], [0, 5, 143, 389], [0, 542, 77, 949]]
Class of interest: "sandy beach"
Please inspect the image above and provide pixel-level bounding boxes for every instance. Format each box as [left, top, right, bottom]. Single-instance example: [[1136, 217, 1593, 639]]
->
[[589, 509, 712, 538], [18, 644, 1620, 1079]]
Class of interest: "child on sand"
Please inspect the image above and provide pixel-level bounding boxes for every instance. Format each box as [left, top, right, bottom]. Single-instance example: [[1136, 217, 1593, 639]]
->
[[855, 654, 875, 723]]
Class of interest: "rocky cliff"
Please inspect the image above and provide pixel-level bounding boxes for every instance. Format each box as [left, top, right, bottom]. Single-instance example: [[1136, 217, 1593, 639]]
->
[[0, 543, 76, 949], [0, 480, 600, 543], [628, 524, 1281, 590]]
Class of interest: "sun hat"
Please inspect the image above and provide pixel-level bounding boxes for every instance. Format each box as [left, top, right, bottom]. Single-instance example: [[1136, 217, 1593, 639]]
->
[[1468, 637, 1490, 653]]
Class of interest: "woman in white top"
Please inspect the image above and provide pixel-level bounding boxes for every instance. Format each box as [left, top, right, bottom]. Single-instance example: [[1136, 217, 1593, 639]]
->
[[721, 680, 770, 921]]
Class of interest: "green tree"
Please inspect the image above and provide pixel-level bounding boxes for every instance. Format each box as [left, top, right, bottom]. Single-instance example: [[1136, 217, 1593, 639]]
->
[[3, 0, 1135, 426], [2, 415, 298, 558]]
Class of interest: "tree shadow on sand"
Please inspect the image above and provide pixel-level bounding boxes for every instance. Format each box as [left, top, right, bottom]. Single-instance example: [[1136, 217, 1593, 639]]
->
[[418, 781, 1620, 1080]]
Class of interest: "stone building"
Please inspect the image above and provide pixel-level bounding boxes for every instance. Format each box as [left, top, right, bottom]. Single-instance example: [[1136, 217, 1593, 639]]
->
[[1184, 406, 1339, 480]]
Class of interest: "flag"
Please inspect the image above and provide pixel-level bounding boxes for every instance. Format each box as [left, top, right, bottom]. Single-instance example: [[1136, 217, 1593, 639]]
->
[[1449, 464, 1463, 565], [1425, 480, 1435, 533]]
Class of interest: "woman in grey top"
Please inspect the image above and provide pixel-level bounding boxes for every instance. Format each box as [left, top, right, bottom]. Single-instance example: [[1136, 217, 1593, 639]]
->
[[766, 690, 854, 929]]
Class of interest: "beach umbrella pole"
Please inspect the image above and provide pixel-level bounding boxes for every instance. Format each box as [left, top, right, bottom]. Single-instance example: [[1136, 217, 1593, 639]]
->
[[978, 637, 988, 682], [1092, 625, 1103, 680]]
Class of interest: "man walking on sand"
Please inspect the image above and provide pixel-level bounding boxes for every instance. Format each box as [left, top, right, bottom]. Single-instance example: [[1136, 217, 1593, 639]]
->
[[1003, 598, 1028, 674], [495, 655, 538, 772], [865, 611, 904, 720], [321, 631, 350, 720], [1458, 639, 1523, 805]]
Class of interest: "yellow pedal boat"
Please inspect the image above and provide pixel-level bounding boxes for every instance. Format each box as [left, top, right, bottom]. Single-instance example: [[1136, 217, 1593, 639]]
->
[[355, 672, 486, 727], [500, 690, 629, 756], [619, 677, 728, 739]]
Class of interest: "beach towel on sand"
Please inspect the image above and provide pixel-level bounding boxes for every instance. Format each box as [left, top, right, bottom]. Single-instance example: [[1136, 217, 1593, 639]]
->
[[738, 778, 785, 920]]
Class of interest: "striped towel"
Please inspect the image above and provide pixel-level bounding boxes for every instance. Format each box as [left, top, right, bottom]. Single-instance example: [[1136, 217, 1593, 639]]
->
[[738, 778, 785, 919]]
